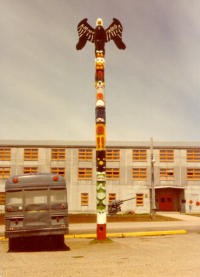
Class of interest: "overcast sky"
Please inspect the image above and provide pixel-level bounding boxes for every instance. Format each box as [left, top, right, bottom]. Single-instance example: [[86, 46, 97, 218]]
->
[[1, 0, 200, 142]]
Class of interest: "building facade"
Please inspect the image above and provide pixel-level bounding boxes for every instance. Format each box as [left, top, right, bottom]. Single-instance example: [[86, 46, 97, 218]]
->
[[0, 140, 200, 214]]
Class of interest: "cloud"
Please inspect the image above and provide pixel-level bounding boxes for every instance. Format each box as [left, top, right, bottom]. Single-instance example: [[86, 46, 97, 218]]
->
[[1, 0, 200, 142]]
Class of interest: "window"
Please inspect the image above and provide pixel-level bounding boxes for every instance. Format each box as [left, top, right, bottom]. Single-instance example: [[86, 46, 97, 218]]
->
[[81, 193, 89, 206], [132, 168, 147, 180], [51, 167, 65, 177], [160, 168, 174, 180], [136, 194, 144, 206], [78, 168, 92, 179], [50, 189, 67, 203], [160, 150, 174, 162], [106, 150, 120, 161], [78, 149, 93, 161], [132, 149, 147, 161], [187, 168, 200, 180], [187, 149, 200, 162], [51, 148, 65, 161], [24, 148, 38, 161], [0, 148, 11, 161], [0, 192, 5, 205], [108, 193, 116, 203], [106, 168, 120, 179], [6, 191, 23, 205], [24, 167, 38, 174], [25, 190, 47, 205], [0, 167, 10, 179]]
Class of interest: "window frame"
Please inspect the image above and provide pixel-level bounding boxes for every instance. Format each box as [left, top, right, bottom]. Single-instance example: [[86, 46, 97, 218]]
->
[[78, 149, 93, 161], [160, 168, 175, 180], [132, 149, 147, 162], [108, 193, 117, 203], [187, 168, 200, 180], [51, 148, 66, 161], [106, 149, 120, 161], [160, 149, 174, 162], [136, 194, 144, 206], [106, 168, 120, 179], [81, 193, 89, 206], [0, 192, 5, 205], [51, 167, 65, 177], [78, 168, 93, 180], [24, 148, 38, 161], [0, 167, 10, 179], [132, 168, 147, 180], [187, 149, 200, 162], [0, 148, 11, 161], [23, 167, 38, 174]]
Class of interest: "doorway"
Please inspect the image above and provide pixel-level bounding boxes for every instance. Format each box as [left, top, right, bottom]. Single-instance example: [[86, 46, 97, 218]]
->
[[156, 188, 185, 212], [158, 193, 174, 211]]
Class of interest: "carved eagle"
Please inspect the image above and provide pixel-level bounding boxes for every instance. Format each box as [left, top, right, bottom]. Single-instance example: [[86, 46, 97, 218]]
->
[[76, 18, 126, 52]]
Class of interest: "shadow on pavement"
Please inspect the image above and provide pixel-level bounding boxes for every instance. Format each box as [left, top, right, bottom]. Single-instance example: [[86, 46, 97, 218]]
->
[[8, 235, 71, 253]]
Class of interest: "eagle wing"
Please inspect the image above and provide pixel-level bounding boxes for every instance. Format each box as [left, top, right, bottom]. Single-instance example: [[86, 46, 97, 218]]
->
[[76, 18, 95, 50], [106, 18, 126, 49]]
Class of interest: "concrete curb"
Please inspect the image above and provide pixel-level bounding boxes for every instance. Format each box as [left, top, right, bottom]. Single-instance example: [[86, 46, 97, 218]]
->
[[0, 230, 187, 240], [65, 230, 187, 239]]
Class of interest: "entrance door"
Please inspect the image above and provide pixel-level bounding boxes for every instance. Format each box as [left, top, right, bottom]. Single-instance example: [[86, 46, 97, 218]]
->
[[159, 194, 174, 211]]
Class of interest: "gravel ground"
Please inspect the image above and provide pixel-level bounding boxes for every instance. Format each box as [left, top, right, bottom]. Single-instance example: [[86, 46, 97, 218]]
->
[[1, 233, 200, 277]]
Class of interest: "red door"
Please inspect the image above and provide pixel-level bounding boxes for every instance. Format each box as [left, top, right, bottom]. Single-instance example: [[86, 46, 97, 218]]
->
[[159, 194, 174, 211]]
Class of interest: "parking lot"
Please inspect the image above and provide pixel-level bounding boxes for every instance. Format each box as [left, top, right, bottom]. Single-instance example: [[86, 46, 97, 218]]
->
[[0, 233, 200, 277]]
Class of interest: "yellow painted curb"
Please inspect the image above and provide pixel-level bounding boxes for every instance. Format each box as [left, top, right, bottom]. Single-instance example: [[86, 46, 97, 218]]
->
[[65, 234, 96, 239], [65, 230, 187, 239], [0, 237, 7, 241], [0, 230, 187, 241], [65, 235, 75, 239], [113, 230, 187, 237]]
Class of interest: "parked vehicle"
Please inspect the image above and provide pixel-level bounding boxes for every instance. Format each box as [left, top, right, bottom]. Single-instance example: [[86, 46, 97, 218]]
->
[[5, 173, 68, 249]]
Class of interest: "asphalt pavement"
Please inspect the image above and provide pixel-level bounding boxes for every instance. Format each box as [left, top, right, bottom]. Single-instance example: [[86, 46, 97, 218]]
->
[[1, 212, 200, 237]]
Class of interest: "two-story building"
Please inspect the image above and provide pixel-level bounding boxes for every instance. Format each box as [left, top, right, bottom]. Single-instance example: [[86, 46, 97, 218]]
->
[[0, 140, 200, 214]]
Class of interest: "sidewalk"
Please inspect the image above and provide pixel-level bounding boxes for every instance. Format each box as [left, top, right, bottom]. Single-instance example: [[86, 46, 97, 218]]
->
[[1, 213, 200, 237], [69, 213, 200, 234]]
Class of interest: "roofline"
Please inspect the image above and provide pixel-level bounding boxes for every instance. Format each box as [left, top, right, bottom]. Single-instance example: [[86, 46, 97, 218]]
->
[[0, 140, 200, 149]]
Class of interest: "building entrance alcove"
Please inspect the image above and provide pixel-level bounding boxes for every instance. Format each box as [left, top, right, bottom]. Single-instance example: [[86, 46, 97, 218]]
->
[[155, 187, 185, 212]]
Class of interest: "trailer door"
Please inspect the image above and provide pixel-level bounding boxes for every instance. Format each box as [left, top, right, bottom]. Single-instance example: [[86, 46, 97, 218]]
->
[[24, 190, 49, 228]]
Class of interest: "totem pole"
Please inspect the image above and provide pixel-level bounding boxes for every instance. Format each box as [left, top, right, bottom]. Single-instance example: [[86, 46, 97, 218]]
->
[[76, 18, 126, 240]]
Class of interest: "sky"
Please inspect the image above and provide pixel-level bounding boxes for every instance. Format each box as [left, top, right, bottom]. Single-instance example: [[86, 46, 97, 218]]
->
[[1, 0, 200, 142]]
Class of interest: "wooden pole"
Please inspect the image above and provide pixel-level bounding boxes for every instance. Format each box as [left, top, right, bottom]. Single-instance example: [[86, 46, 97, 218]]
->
[[95, 50, 106, 240]]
